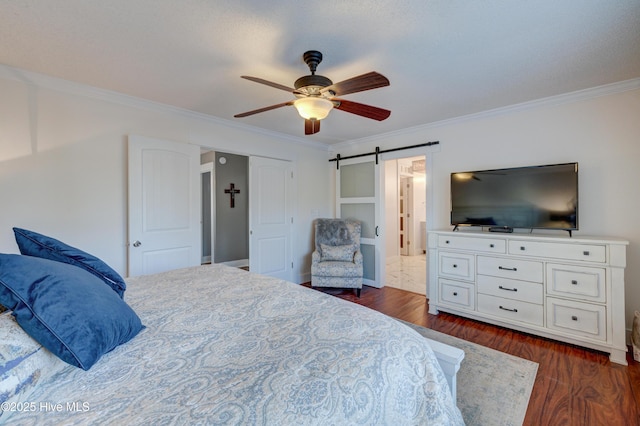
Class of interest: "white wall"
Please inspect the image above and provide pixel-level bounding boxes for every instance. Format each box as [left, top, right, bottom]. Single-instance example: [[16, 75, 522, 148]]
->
[[0, 66, 331, 284], [331, 83, 640, 333], [3, 64, 638, 332]]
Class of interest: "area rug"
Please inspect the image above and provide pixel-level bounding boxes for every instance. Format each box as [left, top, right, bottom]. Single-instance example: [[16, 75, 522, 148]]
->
[[399, 320, 538, 426]]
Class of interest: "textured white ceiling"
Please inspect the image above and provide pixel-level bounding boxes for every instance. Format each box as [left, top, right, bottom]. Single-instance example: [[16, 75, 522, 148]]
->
[[1, 0, 639, 145]]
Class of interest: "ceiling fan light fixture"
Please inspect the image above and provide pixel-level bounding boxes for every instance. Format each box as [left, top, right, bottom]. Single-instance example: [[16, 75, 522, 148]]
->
[[293, 97, 333, 121]]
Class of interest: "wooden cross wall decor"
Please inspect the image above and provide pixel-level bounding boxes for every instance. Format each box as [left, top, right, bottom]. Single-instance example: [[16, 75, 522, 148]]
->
[[224, 183, 241, 208]]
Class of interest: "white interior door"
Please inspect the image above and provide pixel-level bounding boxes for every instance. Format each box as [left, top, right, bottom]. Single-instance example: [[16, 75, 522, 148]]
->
[[336, 158, 382, 287], [128, 135, 201, 276], [399, 176, 408, 256], [404, 177, 415, 255], [249, 156, 293, 281]]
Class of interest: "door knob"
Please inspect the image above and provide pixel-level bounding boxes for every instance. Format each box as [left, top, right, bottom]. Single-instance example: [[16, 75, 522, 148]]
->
[[133, 240, 142, 247]]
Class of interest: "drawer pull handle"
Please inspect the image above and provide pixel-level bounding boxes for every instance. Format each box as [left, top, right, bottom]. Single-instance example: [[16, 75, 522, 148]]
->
[[499, 306, 518, 313], [498, 266, 518, 271], [571, 280, 578, 285], [445, 240, 450, 244], [572, 315, 578, 321], [453, 292, 458, 296], [452, 264, 457, 268], [583, 251, 590, 256], [489, 244, 494, 248], [499, 285, 518, 292], [520, 246, 525, 251]]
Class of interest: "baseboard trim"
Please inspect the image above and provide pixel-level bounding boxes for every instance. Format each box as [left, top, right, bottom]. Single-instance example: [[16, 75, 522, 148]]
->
[[298, 272, 311, 285]]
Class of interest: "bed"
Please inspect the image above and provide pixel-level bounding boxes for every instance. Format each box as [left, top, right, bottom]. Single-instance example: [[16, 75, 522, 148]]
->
[[1, 261, 464, 425]]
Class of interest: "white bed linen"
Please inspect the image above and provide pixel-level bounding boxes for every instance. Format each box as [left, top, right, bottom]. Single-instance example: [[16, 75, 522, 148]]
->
[[4, 264, 464, 425]]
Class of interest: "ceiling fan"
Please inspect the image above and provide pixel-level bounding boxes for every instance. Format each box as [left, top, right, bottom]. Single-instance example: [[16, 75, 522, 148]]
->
[[234, 50, 391, 135]]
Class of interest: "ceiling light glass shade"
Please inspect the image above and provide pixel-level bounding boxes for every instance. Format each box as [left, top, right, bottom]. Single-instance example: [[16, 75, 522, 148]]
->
[[293, 97, 333, 120]]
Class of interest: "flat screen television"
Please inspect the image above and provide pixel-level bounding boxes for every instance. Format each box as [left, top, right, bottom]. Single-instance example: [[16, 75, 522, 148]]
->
[[450, 162, 578, 233]]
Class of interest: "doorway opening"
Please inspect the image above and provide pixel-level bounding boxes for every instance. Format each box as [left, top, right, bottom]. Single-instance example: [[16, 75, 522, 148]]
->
[[200, 151, 249, 269], [384, 156, 427, 295], [200, 150, 294, 281]]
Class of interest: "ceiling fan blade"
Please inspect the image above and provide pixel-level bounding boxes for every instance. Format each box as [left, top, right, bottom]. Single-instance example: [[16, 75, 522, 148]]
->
[[234, 101, 293, 118], [305, 119, 320, 135], [333, 99, 391, 121], [240, 76, 299, 93], [321, 72, 389, 96]]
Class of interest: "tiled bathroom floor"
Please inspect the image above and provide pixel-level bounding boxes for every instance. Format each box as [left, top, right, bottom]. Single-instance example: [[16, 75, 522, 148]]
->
[[385, 255, 427, 295]]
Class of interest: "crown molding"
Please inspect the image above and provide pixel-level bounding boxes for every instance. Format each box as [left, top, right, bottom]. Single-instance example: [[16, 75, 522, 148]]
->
[[0, 64, 330, 152], [332, 77, 640, 151], [2, 64, 636, 154]]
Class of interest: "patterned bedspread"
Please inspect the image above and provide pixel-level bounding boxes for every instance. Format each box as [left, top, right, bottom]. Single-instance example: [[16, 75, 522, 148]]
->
[[6, 264, 464, 425]]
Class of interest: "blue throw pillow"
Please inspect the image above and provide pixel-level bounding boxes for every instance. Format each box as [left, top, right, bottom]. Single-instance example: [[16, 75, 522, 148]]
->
[[0, 254, 144, 371], [13, 227, 126, 297]]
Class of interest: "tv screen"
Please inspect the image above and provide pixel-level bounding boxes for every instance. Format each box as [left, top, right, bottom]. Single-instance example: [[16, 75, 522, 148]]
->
[[450, 163, 578, 231]]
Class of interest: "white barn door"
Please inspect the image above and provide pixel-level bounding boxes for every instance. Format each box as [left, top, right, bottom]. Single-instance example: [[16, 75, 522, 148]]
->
[[249, 156, 293, 281], [128, 135, 201, 276], [336, 157, 382, 287]]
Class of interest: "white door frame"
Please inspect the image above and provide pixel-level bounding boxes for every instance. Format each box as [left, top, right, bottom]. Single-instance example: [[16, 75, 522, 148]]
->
[[200, 162, 214, 264]]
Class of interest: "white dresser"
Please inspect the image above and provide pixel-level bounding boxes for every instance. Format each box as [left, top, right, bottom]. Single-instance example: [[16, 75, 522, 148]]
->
[[427, 230, 629, 365]]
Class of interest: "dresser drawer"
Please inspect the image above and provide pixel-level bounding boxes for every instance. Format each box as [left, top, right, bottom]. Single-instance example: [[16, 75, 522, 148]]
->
[[438, 235, 506, 253], [546, 297, 606, 341], [477, 294, 543, 326], [546, 263, 606, 303], [477, 256, 543, 283], [477, 275, 543, 304], [439, 252, 475, 281], [508, 240, 606, 263], [439, 279, 475, 310]]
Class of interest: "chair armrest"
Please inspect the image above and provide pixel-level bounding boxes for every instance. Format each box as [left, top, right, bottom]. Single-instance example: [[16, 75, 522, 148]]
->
[[312, 250, 321, 264], [354, 251, 363, 266]]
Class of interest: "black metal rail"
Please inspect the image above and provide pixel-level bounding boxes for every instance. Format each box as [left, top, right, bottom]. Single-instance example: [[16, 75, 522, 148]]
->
[[328, 141, 440, 169]]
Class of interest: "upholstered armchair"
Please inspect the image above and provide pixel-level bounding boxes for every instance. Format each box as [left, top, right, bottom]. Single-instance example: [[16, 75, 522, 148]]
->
[[311, 218, 363, 297]]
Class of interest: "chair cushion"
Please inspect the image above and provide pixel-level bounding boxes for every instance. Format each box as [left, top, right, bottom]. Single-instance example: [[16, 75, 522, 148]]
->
[[311, 260, 363, 278], [320, 244, 354, 262]]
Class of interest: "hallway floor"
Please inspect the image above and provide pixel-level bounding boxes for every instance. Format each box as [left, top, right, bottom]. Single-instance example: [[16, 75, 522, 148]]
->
[[385, 255, 427, 295]]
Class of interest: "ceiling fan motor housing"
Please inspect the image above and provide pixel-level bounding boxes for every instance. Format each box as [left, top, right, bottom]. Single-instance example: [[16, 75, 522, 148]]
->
[[295, 50, 333, 94], [294, 74, 332, 91]]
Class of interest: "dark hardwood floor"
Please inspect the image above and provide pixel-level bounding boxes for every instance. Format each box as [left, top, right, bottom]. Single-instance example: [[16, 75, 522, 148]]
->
[[303, 283, 640, 426]]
